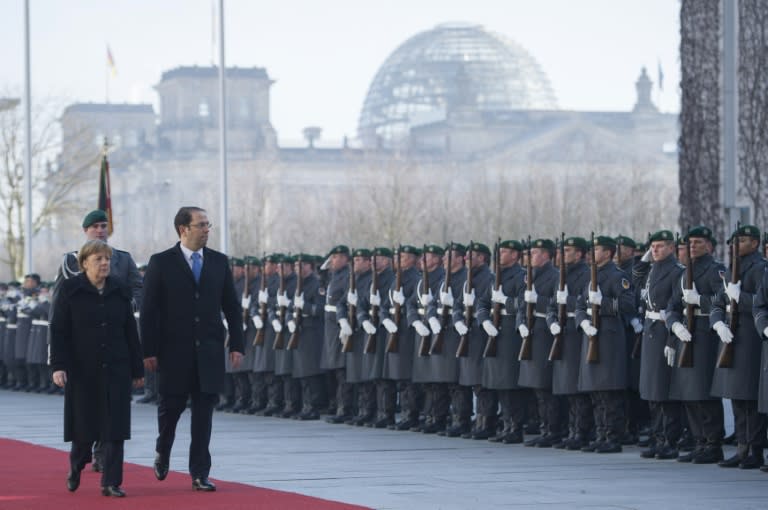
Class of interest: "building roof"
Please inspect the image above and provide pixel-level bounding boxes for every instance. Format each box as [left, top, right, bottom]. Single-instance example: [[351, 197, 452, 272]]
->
[[62, 103, 155, 115], [160, 65, 270, 82]]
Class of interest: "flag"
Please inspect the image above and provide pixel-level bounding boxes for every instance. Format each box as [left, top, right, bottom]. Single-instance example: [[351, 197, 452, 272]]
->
[[657, 59, 664, 91], [107, 45, 117, 77], [98, 151, 113, 236]]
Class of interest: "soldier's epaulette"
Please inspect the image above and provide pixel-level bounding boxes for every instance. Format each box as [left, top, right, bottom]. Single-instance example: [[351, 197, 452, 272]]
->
[[676, 262, 686, 270]]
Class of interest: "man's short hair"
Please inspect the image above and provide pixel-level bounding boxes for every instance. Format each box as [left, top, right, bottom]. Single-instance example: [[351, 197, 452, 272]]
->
[[174, 206, 206, 237], [24, 273, 41, 285], [77, 240, 113, 270]]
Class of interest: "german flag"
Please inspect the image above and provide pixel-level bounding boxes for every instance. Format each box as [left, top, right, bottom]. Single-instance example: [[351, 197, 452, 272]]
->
[[97, 151, 113, 236]]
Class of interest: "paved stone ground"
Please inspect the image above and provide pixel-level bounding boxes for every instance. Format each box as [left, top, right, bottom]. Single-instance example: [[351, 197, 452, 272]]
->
[[0, 390, 764, 510]]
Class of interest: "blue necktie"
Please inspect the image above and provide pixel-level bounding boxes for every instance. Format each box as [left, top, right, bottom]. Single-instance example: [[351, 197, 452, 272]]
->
[[191, 252, 202, 283]]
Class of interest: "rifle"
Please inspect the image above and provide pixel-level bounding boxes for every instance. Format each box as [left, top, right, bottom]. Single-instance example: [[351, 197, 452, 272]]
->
[[548, 233, 566, 361], [286, 255, 303, 351], [272, 259, 287, 350], [430, 242, 453, 355], [417, 247, 431, 356], [364, 253, 379, 354], [456, 241, 474, 358], [585, 232, 600, 363], [717, 222, 740, 368], [483, 239, 502, 358], [385, 246, 402, 354], [253, 254, 268, 346], [518, 236, 534, 361], [242, 259, 251, 327], [631, 233, 651, 359], [341, 259, 356, 353], [678, 228, 694, 367]]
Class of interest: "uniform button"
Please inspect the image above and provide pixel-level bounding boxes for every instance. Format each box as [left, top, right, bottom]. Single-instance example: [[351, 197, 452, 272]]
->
[[195, 317, 200, 323]]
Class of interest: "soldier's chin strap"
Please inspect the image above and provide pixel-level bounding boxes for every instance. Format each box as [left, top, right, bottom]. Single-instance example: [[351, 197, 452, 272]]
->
[[61, 252, 81, 279]]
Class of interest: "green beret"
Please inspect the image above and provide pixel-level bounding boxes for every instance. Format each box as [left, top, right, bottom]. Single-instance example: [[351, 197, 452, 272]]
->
[[532, 238, 556, 251], [614, 235, 636, 249], [469, 242, 491, 257], [400, 245, 421, 256], [372, 247, 393, 257], [352, 248, 372, 258], [649, 230, 674, 243], [565, 237, 589, 251], [733, 224, 761, 240], [424, 244, 445, 256], [499, 239, 523, 251], [280, 254, 296, 264], [295, 253, 313, 263], [636, 242, 647, 251], [232, 257, 245, 267], [447, 242, 467, 255], [327, 244, 350, 256], [82, 209, 108, 228], [593, 235, 616, 248], [243, 256, 261, 266], [264, 253, 284, 263]]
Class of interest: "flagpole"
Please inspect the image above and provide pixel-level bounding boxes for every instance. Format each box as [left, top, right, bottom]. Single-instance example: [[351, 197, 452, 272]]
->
[[218, 0, 229, 254], [23, 0, 33, 274]]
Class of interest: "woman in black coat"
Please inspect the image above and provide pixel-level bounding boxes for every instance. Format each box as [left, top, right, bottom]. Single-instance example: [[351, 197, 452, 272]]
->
[[50, 239, 144, 497]]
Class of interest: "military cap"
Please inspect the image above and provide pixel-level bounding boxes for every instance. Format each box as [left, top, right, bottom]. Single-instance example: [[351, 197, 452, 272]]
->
[[593, 235, 617, 248], [636, 242, 647, 251], [648, 230, 674, 243], [313, 255, 325, 265], [82, 209, 108, 228], [469, 241, 491, 257], [8, 281, 21, 288], [532, 238, 556, 251], [447, 242, 467, 255], [424, 244, 445, 256], [352, 248, 372, 258], [400, 245, 422, 256], [327, 244, 350, 256], [232, 257, 245, 267], [244, 255, 261, 266], [280, 254, 296, 264], [264, 253, 284, 263], [372, 247, 394, 257], [732, 224, 761, 240], [499, 239, 523, 251], [294, 253, 313, 263], [137, 263, 148, 271], [614, 235, 636, 249], [565, 236, 589, 251]]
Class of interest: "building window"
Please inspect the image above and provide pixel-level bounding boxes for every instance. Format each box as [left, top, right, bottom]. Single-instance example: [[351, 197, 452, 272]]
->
[[199, 99, 210, 118]]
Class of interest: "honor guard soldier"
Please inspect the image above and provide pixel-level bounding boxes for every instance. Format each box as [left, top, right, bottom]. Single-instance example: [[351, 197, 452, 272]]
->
[[711, 225, 767, 469], [254, 254, 283, 416], [665, 226, 726, 464], [241, 256, 263, 414], [227, 258, 250, 413], [273, 255, 300, 417]]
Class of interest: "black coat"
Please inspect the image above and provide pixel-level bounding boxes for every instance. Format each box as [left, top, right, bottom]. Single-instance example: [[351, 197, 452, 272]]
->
[[140, 243, 244, 395], [50, 274, 143, 442]]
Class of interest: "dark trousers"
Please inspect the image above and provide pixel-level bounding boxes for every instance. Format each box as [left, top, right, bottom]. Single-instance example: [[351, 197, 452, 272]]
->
[[498, 389, 528, 432], [72, 440, 123, 487], [156, 391, 218, 478], [427, 383, 451, 424], [375, 379, 397, 418], [474, 386, 498, 418], [266, 372, 283, 408], [567, 393, 594, 439], [300, 374, 324, 412], [356, 382, 376, 417], [732, 398, 766, 455], [534, 389, 563, 437], [247, 372, 267, 408], [451, 385, 474, 425], [625, 389, 649, 433], [397, 381, 423, 420], [648, 400, 682, 447], [591, 390, 625, 442], [282, 376, 301, 413], [332, 368, 354, 415], [684, 400, 724, 448], [233, 372, 252, 407]]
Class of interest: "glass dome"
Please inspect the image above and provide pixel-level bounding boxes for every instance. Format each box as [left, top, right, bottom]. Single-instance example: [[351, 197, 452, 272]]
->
[[358, 23, 558, 148]]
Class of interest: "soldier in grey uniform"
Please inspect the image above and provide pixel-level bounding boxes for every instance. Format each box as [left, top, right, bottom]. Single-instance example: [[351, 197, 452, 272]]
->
[[27, 280, 51, 392], [478, 240, 527, 443], [272, 255, 300, 417], [665, 226, 726, 464], [636, 230, 685, 460], [407, 244, 446, 433], [517, 238, 562, 447], [1, 284, 20, 389], [546, 237, 592, 450], [225, 258, 249, 413], [752, 251, 768, 473], [240, 256, 262, 413], [14, 278, 38, 390], [256, 254, 284, 416], [575, 236, 634, 453], [711, 225, 767, 469]]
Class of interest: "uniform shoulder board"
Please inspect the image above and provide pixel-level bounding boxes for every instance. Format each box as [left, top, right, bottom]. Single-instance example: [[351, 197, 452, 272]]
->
[[676, 262, 686, 270], [621, 278, 630, 290]]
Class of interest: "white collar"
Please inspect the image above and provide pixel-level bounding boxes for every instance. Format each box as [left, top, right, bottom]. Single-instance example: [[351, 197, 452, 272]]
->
[[180, 243, 203, 262]]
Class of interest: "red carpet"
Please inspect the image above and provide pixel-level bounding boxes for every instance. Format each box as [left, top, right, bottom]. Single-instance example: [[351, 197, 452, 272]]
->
[[0, 438, 370, 510]]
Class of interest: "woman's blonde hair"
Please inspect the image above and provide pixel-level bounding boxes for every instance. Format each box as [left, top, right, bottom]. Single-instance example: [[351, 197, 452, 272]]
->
[[77, 240, 113, 270]]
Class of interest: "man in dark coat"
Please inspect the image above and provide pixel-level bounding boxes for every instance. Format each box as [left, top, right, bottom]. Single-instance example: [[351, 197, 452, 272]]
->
[[141, 206, 244, 492]]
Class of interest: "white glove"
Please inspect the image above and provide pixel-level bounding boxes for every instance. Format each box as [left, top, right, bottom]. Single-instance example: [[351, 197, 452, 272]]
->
[[347, 290, 358, 307], [491, 287, 507, 304], [287, 320, 297, 333], [549, 322, 561, 336], [713, 321, 733, 344], [382, 318, 398, 334], [764, 326, 768, 338], [428, 316, 442, 334], [440, 288, 454, 307], [258, 289, 269, 304], [362, 319, 377, 335], [454, 320, 468, 336], [419, 291, 433, 307], [463, 288, 476, 307], [588, 286, 603, 306], [641, 249, 652, 262], [271, 319, 283, 333], [725, 281, 741, 303], [277, 292, 290, 308], [252, 315, 263, 329], [293, 293, 304, 310], [671, 322, 692, 342], [338, 318, 353, 337], [241, 295, 251, 309], [518, 324, 530, 338], [369, 291, 381, 307], [524, 285, 538, 304], [391, 288, 405, 306], [413, 320, 430, 337], [243, 321, 248, 331], [482, 320, 498, 337], [682, 283, 701, 306], [580, 319, 597, 337], [664, 345, 676, 367], [556, 286, 568, 305], [630, 317, 643, 334]]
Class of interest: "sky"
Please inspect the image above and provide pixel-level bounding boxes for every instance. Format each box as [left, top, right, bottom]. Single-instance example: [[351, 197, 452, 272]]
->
[[1, 0, 680, 146]]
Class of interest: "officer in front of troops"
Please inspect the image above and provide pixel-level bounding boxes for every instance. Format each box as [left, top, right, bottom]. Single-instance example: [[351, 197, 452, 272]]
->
[[711, 224, 767, 469], [517, 238, 562, 447], [477, 239, 527, 444], [51, 209, 142, 473], [272, 255, 300, 418], [546, 236, 592, 451], [575, 235, 634, 453], [636, 230, 685, 460], [407, 244, 446, 433], [380, 245, 423, 431], [664, 226, 726, 464]]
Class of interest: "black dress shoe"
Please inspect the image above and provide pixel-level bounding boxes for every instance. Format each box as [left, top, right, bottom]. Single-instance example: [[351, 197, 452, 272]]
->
[[595, 441, 622, 454], [640, 446, 657, 458], [692, 447, 724, 464], [444, 424, 470, 437], [718, 453, 742, 468], [101, 485, 126, 497], [371, 417, 395, 429], [297, 411, 320, 421], [192, 477, 216, 491], [154, 452, 169, 481], [566, 438, 587, 451], [677, 451, 698, 463], [325, 414, 351, 424], [524, 436, 542, 447], [655, 445, 679, 460], [759, 464, 768, 472], [582, 440, 603, 453], [471, 428, 495, 440], [66, 468, 81, 492], [421, 422, 446, 434], [391, 418, 418, 431], [535, 435, 561, 448], [739, 454, 764, 469], [502, 431, 524, 444]]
